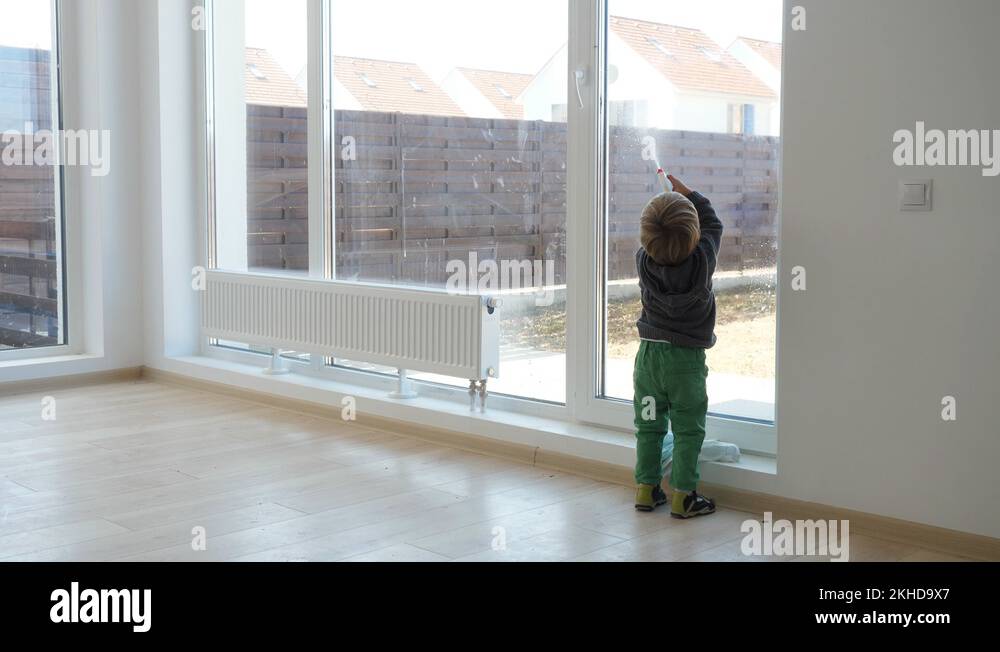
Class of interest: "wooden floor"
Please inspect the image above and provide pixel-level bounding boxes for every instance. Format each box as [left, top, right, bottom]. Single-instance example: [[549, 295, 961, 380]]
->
[[0, 379, 970, 562]]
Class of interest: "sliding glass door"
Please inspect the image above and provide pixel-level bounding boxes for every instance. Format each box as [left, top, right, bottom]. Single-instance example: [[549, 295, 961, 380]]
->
[[585, 0, 781, 444]]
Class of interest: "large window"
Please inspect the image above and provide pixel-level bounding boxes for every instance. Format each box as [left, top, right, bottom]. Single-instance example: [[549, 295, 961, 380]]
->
[[327, 0, 568, 403], [204, 0, 780, 450], [599, 1, 780, 424], [0, 0, 65, 353], [208, 0, 568, 403]]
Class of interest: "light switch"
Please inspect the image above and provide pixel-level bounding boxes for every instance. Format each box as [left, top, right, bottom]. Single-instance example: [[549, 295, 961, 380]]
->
[[902, 184, 926, 205], [900, 179, 932, 211]]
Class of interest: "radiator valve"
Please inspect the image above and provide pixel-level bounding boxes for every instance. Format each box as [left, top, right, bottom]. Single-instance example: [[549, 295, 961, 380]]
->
[[477, 379, 488, 412], [469, 379, 488, 411]]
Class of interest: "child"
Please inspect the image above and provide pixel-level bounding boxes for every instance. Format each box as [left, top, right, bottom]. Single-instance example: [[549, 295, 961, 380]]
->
[[633, 174, 722, 519]]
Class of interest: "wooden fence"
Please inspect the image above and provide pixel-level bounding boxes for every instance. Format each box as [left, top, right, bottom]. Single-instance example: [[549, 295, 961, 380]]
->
[[248, 105, 779, 286]]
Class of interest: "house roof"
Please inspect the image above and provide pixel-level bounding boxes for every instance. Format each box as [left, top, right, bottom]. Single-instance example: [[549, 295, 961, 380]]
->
[[455, 68, 534, 119], [245, 47, 307, 107], [244, 50, 467, 117], [734, 36, 783, 71], [333, 56, 465, 117], [609, 16, 776, 99]]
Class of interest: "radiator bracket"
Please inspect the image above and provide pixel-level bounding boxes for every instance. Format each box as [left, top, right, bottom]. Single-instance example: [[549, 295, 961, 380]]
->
[[388, 369, 418, 400]]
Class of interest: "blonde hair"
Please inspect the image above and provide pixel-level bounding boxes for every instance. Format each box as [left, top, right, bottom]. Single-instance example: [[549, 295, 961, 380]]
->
[[640, 192, 700, 266]]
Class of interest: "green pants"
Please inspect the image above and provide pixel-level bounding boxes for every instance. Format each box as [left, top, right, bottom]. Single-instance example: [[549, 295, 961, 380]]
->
[[633, 340, 708, 491]]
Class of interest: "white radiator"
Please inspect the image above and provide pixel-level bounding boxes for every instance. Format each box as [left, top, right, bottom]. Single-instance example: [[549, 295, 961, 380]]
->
[[202, 271, 500, 384]]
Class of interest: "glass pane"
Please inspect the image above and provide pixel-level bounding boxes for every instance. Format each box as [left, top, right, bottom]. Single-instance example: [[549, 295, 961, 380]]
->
[[603, 1, 781, 422], [214, 339, 310, 363], [330, 0, 569, 404], [211, 0, 309, 276], [0, 0, 64, 351]]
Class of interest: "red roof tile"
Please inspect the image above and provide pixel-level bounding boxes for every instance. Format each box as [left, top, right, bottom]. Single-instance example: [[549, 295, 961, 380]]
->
[[609, 16, 775, 99], [333, 56, 465, 117], [245, 47, 307, 107], [736, 36, 783, 71], [456, 68, 534, 119]]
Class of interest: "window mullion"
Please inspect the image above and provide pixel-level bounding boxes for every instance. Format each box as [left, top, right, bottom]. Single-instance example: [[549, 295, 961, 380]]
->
[[566, 0, 605, 420], [306, 0, 333, 279]]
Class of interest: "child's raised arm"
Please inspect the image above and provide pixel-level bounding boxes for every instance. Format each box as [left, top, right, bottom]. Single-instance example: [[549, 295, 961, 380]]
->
[[667, 174, 723, 256]]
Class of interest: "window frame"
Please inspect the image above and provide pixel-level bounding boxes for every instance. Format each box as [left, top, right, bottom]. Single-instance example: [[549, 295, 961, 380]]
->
[[0, 0, 73, 362], [569, 0, 777, 454], [199, 0, 778, 455]]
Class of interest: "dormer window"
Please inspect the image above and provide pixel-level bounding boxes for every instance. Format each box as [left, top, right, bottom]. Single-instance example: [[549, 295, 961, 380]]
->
[[359, 72, 377, 87], [247, 63, 267, 79], [699, 47, 724, 63], [646, 37, 673, 58], [495, 84, 512, 99], [406, 77, 424, 92]]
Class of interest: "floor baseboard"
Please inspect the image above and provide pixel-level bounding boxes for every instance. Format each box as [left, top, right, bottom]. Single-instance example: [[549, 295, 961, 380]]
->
[[0, 366, 142, 397]]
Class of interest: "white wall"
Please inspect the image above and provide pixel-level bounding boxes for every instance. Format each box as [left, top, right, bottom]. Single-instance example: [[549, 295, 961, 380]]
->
[[673, 93, 776, 137], [672, 94, 727, 133], [775, 0, 1000, 537], [137, 0, 202, 364], [520, 45, 567, 122], [332, 77, 363, 111], [522, 36, 680, 128], [522, 35, 776, 135], [728, 40, 781, 94], [723, 41, 782, 137], [606, 33, 676, 129]]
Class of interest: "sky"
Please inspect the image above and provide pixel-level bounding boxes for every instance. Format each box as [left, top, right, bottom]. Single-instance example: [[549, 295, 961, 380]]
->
[[0, 0, 52, 49], [245, 0, 783, 83], [0, 0, 782, 83]]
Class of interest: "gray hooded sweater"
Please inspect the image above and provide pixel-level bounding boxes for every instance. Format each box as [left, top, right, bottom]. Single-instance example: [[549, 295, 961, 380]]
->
[[635, 191, 723, 349]]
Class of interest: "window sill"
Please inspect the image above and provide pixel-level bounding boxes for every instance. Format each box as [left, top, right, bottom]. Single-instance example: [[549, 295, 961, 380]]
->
[[155, 355, 778, 487]]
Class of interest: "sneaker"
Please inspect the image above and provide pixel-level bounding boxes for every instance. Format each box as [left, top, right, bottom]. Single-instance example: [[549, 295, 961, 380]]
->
[[670, 490, 716, 519], [634, 484, 668, 512]]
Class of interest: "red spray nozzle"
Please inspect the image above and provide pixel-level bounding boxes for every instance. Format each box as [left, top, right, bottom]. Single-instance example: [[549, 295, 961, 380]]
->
[[656, 168, 672, 192]]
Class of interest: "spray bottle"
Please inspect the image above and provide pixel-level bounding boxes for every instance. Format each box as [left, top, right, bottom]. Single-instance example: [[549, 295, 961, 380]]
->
[[656, 168, 673, 193]]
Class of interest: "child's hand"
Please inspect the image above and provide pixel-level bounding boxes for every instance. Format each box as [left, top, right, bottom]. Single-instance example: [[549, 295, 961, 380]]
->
[[667, 175, 693, 197]]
